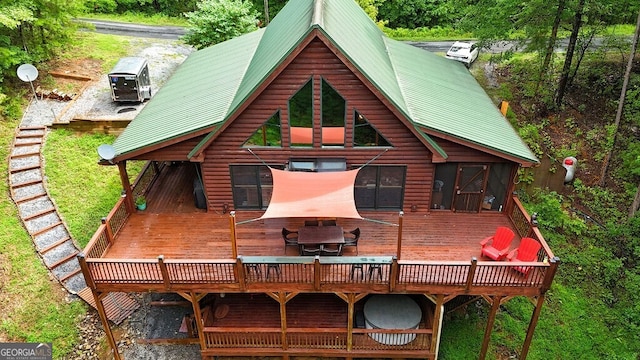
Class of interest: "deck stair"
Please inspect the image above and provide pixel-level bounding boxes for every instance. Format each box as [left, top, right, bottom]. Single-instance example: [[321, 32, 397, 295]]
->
[[8, 126, 138, 324]]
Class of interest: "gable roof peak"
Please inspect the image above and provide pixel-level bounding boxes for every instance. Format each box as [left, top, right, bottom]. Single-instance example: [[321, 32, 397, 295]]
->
[[113, 0, 538, 165]]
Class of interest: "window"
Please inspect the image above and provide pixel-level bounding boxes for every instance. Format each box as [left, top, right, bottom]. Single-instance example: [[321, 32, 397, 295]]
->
[[321, 79, 345, 146], [432, 163, 456, 210], [231, 165, 281, 209], [484, 163, 511, 211], [354, 166, 405, 210], [288, 158, 346, 172], [353, 111, 392, 147], [289, 80, 313, 146], [242, 111, 282, 147]]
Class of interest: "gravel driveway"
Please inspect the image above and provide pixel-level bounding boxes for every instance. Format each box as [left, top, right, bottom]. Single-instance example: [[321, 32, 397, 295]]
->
[[22, 38, 193, 128]]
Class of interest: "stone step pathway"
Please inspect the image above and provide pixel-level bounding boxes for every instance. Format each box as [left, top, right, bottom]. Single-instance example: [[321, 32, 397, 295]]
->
[[8, 125, 138, 324]]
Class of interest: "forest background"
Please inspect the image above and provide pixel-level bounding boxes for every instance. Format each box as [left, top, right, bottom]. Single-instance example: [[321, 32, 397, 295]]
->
[[2, 0, 640, 359]]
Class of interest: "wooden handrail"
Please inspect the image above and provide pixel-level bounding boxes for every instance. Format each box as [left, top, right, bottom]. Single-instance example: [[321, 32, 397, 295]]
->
[[83, 224, 110, 259], [201, 326, 434, 353], [510, 196, 556, 259]]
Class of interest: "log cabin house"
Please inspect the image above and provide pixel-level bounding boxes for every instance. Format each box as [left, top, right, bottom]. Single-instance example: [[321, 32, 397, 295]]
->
[[79, 0, 559, 359]]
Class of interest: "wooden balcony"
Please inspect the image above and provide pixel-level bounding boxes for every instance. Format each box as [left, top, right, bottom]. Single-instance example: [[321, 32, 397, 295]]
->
[[80, 162, 558, 297], [196, 293, 436, 358]]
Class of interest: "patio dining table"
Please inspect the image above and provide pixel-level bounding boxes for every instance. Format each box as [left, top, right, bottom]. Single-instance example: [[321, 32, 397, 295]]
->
[[297, 225, 345, 254]]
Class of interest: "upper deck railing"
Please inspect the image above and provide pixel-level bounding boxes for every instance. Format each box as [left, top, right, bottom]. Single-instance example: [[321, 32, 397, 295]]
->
[[79, 252, 558, 297]]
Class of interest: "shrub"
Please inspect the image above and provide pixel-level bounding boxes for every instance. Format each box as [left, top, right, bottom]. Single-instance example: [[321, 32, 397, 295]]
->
[[182, 0, 258, 49]]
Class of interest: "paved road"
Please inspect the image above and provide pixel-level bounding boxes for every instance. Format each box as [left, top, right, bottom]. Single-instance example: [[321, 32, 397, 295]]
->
[[78, 18, 523, 53], [76, 18, 187, 39]]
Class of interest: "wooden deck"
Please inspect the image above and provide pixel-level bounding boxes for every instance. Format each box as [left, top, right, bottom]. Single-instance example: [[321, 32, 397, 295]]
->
[[104, 210, 518, 262], [102, 161, 519, 261]]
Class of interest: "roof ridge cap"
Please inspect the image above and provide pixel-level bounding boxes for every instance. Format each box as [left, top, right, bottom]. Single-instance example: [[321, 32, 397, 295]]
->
[[382, 38, 411, 119], [225, 28, 267, 118], [311, 0, 324, 27]]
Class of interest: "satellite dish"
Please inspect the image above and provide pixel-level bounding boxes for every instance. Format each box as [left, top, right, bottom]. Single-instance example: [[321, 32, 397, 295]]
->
[[97, 144, 116, 161], [17, 64, 39, 82], [17, 64, 40, 102]]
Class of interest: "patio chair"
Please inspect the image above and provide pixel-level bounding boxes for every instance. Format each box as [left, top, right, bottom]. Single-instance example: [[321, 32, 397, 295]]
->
[[343, 228, 360, 255], [480, 226, 515, 261], [300, 245, 321, 256], [266, 264, 281, 279], [507, 237, 542, 275], [321, 244, 342, 256], [282, 227, 299, 251]]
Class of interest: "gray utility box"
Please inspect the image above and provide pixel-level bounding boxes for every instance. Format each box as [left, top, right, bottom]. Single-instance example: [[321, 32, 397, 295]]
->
[[108, 57, 151, 102]]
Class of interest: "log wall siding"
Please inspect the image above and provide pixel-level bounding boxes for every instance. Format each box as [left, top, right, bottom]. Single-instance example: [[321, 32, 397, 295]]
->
[[130, 135, 207, 161], [433, 137, 506, 163], [201, 38, 434, 212]]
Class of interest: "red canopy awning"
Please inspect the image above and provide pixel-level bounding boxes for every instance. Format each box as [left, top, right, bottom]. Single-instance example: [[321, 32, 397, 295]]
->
[[260, 168, 363, 219]]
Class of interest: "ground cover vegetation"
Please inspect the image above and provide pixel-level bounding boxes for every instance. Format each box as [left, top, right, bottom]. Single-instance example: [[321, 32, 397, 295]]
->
[[1, 0, 640, 358]]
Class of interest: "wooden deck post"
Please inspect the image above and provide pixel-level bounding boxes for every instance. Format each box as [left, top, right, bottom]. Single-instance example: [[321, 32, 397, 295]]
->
[[229, 211, 238, 259], [466, 257, 478, 291], [541, 257, 560, 293], [236, 256, 246, 290], [520, 295, 546, 359], [346, 293, 355, 351], [94, 291, 122, 360], [396, 211, 404, 260], [389, 256, 398, 292], [189, 292, 207, 351], [278, 292, 288, 350], [158, 255, 171, 289], [117, 161, 134, 214], [313, 255, 321, 291], [101, 217, 114, 246], [431, 294, 445, 358], [77, 253, 96, 289], [479, 295, 503, 360]]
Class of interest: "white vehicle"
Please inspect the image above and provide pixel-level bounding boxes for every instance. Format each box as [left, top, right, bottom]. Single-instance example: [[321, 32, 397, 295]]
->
[[445, 41, 479, 67]]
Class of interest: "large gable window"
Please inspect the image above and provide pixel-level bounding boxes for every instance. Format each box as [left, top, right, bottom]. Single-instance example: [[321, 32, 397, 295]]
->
[[354, 165, 405, 210], [243, 111, 282, 147], [354, 111, 392, 147], [289, 80, 313, 146], [321, 78, 345, 147]]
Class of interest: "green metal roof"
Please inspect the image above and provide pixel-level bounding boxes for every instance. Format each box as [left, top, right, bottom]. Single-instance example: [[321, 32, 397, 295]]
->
[[113, 0, 537, 164]]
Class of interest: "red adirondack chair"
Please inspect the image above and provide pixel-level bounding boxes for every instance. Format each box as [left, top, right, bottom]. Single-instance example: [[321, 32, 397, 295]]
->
[[479, 226, 515, 261], [507, 237, 542, 275]]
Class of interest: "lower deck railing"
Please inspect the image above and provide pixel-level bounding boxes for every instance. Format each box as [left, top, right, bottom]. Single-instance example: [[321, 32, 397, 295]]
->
[[202, 327, 434, 356]]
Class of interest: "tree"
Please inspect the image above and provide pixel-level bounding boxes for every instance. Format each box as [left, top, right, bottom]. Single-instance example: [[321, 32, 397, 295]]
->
[[182, 0, 259, 50], [554, 0, 585, 106], [356, 0, 381, 22], [457, 0, 631, 106], [378, 0, 459, 29], [0, 0, 81, 118]]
